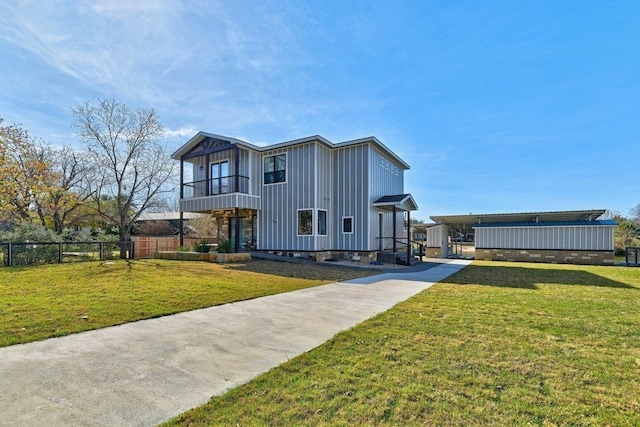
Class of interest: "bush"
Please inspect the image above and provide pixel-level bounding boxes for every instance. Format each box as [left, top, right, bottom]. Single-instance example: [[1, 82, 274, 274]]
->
[[193, 240, 211, 253], [217, 239, 233, 253], [0, 223, 62, 243]]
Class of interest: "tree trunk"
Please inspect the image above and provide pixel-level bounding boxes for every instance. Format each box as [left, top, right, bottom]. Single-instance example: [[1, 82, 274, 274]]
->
[[119, 221, 129, 259]]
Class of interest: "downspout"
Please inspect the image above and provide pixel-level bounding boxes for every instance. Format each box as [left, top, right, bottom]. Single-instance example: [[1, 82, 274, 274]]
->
[[179, 158, 184, 247], [407, 209, 411, 264]]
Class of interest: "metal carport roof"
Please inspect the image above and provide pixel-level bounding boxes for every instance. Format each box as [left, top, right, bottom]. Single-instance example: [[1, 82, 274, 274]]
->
[[430, 209, 608, 231]]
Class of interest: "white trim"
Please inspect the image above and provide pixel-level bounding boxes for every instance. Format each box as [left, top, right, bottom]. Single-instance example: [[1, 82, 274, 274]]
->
[[172, 131, 410, 170], [297, 208, 313, 236], [342, 216, 354, 234]]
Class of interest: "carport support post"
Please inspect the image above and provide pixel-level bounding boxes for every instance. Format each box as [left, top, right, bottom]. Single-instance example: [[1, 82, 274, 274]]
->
[[407, 209, 411, 263]]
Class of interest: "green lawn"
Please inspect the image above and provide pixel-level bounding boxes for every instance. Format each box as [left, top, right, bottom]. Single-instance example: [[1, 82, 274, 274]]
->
[[0, 259, 374, 347], [167, 261, 640, 426]]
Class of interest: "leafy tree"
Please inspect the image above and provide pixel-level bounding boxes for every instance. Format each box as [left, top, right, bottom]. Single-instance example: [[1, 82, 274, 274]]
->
[[630, 204, 640, 223], [0, 222, 62, 243], [611, 212, 640, 255], [72, 98, 175, 257], [0, 116, 56, 225]]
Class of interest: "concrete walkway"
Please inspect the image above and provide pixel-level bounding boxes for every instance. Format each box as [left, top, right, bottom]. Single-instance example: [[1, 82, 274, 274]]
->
[[0, 259, 470, 427]]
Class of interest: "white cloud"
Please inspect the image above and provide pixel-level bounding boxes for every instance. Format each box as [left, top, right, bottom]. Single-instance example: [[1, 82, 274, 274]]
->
[[0, 1, 382, 146], [164, 126, 198, 139]]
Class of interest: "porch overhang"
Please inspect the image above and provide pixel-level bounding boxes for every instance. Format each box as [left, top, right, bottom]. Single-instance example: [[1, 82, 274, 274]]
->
[[373, 193, 418, 212]]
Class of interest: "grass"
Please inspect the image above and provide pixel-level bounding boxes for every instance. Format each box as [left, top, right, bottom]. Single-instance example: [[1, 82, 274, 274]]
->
[[166, 261, 640, 426], [0, 259, 374, 347]]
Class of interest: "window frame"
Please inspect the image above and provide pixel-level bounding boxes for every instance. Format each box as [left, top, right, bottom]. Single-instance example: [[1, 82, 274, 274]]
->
[[317, 209, 327, 236], [342, 216, 354, 234], [263, 153, 287, 185], [210, 159, 230, 194], [297, 209, 313, 236]]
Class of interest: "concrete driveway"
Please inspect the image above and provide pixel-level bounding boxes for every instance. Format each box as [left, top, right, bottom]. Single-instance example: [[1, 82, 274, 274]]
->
[[0, 259, 470, 426]]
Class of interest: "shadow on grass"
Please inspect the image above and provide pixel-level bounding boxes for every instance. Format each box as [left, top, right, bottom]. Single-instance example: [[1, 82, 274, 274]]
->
[[438, 264, 638, 290], [343, 263, 638, 290], [221, 259, 379, 281]]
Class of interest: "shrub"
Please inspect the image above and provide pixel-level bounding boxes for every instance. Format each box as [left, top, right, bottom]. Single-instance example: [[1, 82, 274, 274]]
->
[[0, 223, 62, 243], [193, 240, 211, 253], [217, 239, 233, 253]]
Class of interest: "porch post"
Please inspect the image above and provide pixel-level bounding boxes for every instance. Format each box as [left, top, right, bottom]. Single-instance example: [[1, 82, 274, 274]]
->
[[179, 211, 184, 247], [205, 153, 210, 196], [234, 207, 240, 253], [406, 209, 411, 264], [234, 146, 240, 193], [179, 157, 184, 199], [392, 206, 397, 253]]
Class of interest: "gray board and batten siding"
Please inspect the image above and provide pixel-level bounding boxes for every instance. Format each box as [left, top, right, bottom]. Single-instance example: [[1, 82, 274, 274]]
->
[[474, 220, 616, 251], [172, 132, 415, 253]]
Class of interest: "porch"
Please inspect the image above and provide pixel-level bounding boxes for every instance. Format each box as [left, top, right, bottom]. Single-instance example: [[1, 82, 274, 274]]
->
[[373, 193, 421, 265], [179, 208, 257, 253], [177, 135, 257, 201]]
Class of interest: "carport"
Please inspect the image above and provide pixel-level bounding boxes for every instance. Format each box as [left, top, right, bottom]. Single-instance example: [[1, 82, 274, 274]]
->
[[428, 209, 616, 265]]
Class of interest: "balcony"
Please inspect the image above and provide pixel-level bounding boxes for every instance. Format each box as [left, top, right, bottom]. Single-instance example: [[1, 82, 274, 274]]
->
[[182, 175, 250, 198]]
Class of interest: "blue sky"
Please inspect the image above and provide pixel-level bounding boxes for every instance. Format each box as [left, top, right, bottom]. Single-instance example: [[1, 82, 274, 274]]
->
[[1, 1, 638, 220]]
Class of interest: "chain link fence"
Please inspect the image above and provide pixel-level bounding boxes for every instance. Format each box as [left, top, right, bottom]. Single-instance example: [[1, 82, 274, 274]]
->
[[0, 241, 134, 267]]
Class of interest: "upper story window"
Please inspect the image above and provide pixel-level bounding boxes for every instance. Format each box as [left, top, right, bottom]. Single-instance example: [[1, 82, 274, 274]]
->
[[264, 154, 286, 184], [210, 160, 229, 194], [379, 156, 399, 176]]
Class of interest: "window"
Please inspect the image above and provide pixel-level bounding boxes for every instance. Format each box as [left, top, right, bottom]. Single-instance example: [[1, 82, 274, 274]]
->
[[342, 217, 353, 234], [318, 210, 327, 236], [298, 210, 313, 235], [264, 154, 286, 184], [210, 160, 229, 194]]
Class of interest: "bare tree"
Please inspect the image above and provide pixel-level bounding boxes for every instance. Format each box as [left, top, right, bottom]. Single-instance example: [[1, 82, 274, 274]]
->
[[72, 98, 175, 256], [34, 145, 96, 233]]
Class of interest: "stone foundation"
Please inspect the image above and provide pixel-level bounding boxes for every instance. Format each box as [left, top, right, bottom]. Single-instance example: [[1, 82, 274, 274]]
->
[[266, 250, 378, 264], [314, 251, 377, 264], [475, 248, 614, 265], [425, 247, 442, 258], [155, 251, 251, 263]]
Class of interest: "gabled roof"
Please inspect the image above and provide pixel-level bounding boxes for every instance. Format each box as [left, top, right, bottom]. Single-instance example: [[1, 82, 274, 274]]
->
[[171, 132, 410, 169], [373, 194, 418, 211]]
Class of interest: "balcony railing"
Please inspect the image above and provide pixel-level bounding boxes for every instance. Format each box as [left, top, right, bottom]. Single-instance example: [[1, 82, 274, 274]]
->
[[182, 175, 250, 198]]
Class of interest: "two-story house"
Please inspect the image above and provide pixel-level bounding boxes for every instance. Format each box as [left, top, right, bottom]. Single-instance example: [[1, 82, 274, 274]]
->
[[171, 132, 418, 263]]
